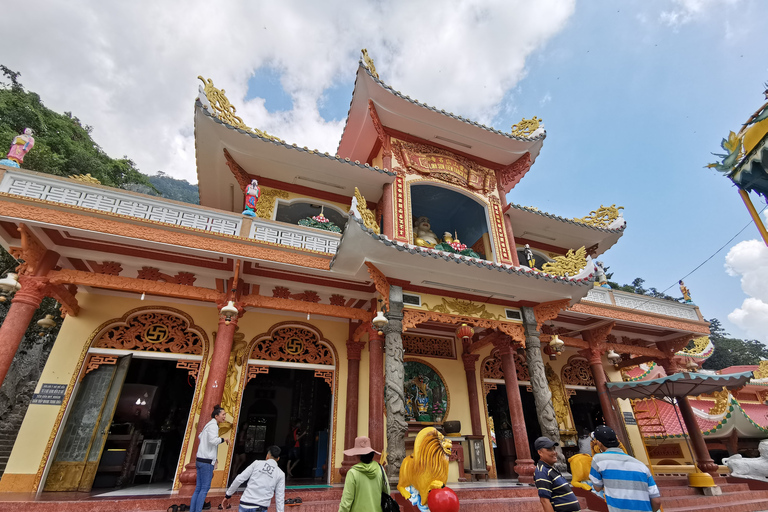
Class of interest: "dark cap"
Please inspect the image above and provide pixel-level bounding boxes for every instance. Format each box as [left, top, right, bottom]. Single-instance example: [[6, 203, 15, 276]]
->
[[593, 425, 619, 448], [534, 436, 558, 451]]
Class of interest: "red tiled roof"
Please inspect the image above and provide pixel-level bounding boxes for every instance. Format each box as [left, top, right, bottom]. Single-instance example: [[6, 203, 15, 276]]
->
[[739, 402, 768, 428], [633, 398, 720, 436]]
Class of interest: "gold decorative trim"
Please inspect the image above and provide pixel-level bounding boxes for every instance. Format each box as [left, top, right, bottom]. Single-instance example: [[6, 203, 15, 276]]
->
[[353, 187, 380, 234], [361, 49, 379, 79], [541, 246, 587, 277], [256, 187, 290, 219], [422, 297, 503, 320], [197, 76, 282, 142], [402, 309, 525, 344], [511, 117, 542, 138], [755, 360, 768, 380], [573, 205, 624, 228], [68, 173, 101, 185]]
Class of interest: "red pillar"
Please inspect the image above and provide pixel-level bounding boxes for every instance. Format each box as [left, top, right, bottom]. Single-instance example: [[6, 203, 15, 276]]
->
[[368, 329, 385, 453], [0, 275, 48, 386], [179, 307, 241, 487], [677, 396, 718, 474], [494, 339, 535, 482], [585, 349, 624, 442], [341, 339, 363, 477], [462, 353, 482, 435]]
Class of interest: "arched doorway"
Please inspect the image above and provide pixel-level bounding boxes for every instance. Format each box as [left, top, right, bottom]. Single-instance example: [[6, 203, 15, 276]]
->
[[43, 308, 207, 493], [229, 323, 337, 485]]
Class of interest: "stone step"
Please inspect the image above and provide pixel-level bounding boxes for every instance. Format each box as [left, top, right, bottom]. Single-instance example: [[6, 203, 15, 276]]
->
[[663, 498, 768, 512], [660, 483, 750, 497], [660, 490, 768, 509], [654, 475, 728, 487]]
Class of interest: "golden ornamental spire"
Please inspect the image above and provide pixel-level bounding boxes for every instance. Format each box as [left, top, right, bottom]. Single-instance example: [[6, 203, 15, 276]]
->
[[541, 246, 587, 277], [511, 116, 542, 138], [361, 49, 379, 79], [353, 187, 380, 234], [197, 76, 283, 143], [68, 173, 102, 185], [573, 204, 624, 228]]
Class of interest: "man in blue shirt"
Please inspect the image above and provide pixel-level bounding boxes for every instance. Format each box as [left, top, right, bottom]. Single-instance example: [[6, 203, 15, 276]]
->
[[589, 426, 662, 512], [534, 436, 581, 512]]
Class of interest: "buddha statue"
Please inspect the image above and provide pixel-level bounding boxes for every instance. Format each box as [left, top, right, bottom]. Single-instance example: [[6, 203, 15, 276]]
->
[[413, 216, 440, 247]]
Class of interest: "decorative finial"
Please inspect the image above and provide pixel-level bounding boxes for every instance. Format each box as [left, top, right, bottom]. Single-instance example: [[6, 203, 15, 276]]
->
[[511, 117, 542, 138], [361, 49, 379, 79], [573, 205, 624, 228]]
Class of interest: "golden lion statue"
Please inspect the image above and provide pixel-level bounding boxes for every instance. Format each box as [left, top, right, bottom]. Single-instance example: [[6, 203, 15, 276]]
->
[[397, 427, 452, 507], [568, 454, 593, 490]]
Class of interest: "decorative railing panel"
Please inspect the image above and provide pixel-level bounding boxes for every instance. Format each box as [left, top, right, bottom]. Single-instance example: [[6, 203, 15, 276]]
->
[[0, 170, 242, 236], [249, 218, 340, 254]]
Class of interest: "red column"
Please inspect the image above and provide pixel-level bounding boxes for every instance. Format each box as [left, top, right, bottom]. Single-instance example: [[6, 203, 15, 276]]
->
[[677, 396, 718, 474], [585, 349, 624, 441], [462, 353, 482, 435], [180, 307, 241, 487], [494, 339, 535, 482], [341, 340, 363, 477], [0, 275, 48, 386], [368, 329, 385, 453]]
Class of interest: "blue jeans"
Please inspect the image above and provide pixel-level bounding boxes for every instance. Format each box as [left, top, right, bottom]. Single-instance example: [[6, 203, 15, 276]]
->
[[190, 461, 214, 512]]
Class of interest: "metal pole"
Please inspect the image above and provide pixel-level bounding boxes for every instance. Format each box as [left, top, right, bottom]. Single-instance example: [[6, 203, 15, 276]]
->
[[738, 189, 768, 246]]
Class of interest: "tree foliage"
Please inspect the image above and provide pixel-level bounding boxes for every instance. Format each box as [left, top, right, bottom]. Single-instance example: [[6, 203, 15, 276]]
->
[[0, 66, 153, 189], [701, 318, 768, 371], [607, 276, 680, 301]]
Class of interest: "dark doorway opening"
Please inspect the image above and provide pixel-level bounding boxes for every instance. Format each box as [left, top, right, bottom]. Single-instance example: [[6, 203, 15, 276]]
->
[[231, 367, 332, 485], [92, 358, 195, 489], [486, 385, 541, 479]]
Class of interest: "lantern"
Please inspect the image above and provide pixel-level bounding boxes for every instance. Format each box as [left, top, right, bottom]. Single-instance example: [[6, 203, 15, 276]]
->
[[372, 310, 388, 335], [455, 323, 474, 341], [606, 349, 621, 366], [220, 301, 239, 325], [549, 334, 565, 353], [0, 272, 21, 302]]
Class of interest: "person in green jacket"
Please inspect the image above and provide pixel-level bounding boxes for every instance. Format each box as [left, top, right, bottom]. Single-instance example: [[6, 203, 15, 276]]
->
[[338, 436, 391, 512]]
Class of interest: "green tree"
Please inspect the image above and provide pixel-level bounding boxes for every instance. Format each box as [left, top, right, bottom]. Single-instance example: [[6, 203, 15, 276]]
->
[[607, 277, 680, 301], [701, 318, 768, 371], [0, 66, 154, 190]]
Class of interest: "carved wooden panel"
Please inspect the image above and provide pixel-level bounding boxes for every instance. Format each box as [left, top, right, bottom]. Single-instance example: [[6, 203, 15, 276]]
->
[[514, 352, 530, 381], [482, 355, 503, 380], [84, 355, 117, 377], [403, 334, 455, 359], [561, 357, 595, 387], [251, 326, 332, 365], [247, 365, 270, 382], [93, 311, 203, 354]]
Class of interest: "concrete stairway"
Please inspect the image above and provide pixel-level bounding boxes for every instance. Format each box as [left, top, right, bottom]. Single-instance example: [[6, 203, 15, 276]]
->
[[656, 475, 768, 512], [0, 432, 18, 478]]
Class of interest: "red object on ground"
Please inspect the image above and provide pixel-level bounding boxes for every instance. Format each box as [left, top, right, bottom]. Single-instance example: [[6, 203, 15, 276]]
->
[[428, 487, 460, 512]]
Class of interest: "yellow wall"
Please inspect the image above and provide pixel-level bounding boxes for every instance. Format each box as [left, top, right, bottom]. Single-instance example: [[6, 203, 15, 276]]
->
[[0, 292, 354, 492]]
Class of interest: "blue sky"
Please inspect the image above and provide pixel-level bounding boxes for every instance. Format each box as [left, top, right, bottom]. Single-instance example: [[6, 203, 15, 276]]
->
[[2, 0, 766, 341]]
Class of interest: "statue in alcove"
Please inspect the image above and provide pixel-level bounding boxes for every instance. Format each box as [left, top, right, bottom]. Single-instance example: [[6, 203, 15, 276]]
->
[[413, 216, 440, 247]]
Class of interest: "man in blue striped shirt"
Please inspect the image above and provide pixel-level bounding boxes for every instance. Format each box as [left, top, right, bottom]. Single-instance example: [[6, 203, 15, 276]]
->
[[534, 437, 581, 512], [589, 426, 662, 512]]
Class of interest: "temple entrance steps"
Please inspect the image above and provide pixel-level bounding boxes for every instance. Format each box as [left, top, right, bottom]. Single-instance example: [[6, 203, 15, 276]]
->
[[0, 431, 18, 478], [655, 475, 768, 512], [0, 482, 596, 512]]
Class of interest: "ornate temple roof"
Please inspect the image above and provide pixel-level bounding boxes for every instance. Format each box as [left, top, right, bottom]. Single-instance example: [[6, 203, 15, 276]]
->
[[507, 203, 626, 233], [337, 62, 544, 174]]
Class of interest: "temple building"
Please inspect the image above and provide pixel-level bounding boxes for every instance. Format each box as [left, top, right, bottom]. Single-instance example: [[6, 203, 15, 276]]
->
[[0, 55, 727, 500]]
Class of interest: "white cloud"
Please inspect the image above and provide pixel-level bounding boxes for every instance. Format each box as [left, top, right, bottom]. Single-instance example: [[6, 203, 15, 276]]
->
[[0, 0, 575, 182], [725, 239, 768, 342], [660, 0, 741, 28]]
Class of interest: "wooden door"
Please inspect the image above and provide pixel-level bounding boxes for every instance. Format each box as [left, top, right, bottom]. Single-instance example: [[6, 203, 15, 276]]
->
[[44, 355, 131, 491]]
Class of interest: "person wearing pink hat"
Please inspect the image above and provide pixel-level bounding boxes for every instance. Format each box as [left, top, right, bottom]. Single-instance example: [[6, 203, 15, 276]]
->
[[338, 436, 391, 512]]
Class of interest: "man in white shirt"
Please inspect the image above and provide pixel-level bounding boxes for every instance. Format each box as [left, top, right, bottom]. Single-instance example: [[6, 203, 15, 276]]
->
[[190, 405, 230, 512], [222, 445, 285, 512]]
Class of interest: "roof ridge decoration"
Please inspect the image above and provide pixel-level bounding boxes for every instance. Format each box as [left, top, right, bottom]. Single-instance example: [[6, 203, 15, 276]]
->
[[510, 117, 544, 138], [69, 173, 102, 185], [361, 49, 379, 79], [676, 336, 714, 360], [541, 246, 587, 277], [573, 205, 624, 228], [351, 187, 380, 234], [507, 203, 627, 233], [197, 76, 284, 143], [355, 62, 546, 143]]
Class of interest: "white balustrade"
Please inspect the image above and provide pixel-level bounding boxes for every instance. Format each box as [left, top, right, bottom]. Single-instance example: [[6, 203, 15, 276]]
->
[[0, 170, 242, 236], [584, 288, 613, 305], [249, 218, 340, 254], [612, 292, 699, 320]]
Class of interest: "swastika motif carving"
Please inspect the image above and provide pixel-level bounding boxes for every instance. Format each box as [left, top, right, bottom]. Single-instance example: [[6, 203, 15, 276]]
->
[[403, 334, 455, 359], [144, 324, 170, 343], [251, 326, 332, 365], [94, 311, 204, 354], [561, 356, 595, 387]]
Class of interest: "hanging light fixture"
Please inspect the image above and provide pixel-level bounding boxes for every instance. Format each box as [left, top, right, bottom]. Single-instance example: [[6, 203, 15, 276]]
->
[[455, 323, 475, 341], [549, 334, 565, 354], [220, 301, 239, 325], [606, 349, 621, 366], [685, 359, 699, 372], [36, 314, 57, 336], [372, 309, 388, 335], [0, 272, 21, 302]]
